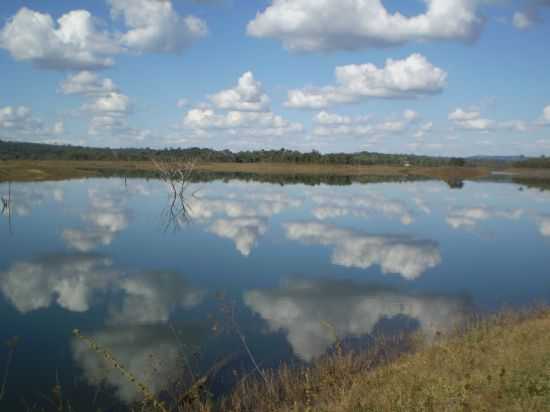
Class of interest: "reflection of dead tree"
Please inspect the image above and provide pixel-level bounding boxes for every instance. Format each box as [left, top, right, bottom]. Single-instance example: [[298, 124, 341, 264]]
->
[[152, 158, 197, 231], [1, 182, 12, 235]]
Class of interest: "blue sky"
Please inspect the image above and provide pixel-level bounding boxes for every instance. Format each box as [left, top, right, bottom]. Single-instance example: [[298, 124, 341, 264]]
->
[[1, 0, 549, 156]]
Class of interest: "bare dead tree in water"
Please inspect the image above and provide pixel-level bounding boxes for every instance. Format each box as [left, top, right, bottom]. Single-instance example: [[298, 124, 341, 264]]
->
[[1, 182, 13, 235], [152, 158, 197, 231]]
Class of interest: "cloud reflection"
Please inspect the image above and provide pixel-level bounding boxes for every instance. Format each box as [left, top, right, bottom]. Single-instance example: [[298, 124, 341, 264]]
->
[[187, 186, 302, 255], [63, 188, 130, 251], [72, 324, 206, 403], [245, 278, 466, 361], [284, 222, 441, 279], [446, 207, 523, 230], [0, 254, 116, 313]]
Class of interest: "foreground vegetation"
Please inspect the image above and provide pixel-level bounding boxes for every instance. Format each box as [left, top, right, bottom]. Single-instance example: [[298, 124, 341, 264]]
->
[[10, 309, 547, 412], [217, 308, 550, 412]]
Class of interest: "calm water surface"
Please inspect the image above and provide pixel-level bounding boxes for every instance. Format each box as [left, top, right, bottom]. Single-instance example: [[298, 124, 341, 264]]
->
[[1, 176, 549, 409]]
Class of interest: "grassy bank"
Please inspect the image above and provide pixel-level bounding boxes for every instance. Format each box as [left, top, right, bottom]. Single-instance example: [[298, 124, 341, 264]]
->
[[0, 160, 489, 183], [219, 309, 550, 412]]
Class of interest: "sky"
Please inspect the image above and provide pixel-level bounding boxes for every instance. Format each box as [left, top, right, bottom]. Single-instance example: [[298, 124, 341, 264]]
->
[[0, 0, 549, 156]]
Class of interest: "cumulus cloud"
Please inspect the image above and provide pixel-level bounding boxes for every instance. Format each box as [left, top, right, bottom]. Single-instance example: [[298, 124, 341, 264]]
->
[[60, 71, 118, 96], [209, 217, 268, 256], [285, 54, 447, 109], [448, 108, 495, 130], [538, 105, 550, 125], [108, 0, 207, 54], [247, 0, 484, 52], [448, 108, 529, 132], [0, 1, 206, 71], [209, 72, 270, 112], [183, 108, 303, 137], [312, 109, 419, 140], [0, 105, 64, 142], [182, 71, 302, 140], [284, 222, 441, 279], [244, 278, 467, 361], [0, 255, 116, 313], [0, 8, 119, 70]]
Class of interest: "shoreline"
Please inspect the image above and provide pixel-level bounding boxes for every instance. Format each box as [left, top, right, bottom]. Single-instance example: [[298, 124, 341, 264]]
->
[[0, 160, 494, 182]]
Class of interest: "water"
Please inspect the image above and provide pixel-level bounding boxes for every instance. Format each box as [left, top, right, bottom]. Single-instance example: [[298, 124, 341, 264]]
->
[[1, 176, 549, 409]]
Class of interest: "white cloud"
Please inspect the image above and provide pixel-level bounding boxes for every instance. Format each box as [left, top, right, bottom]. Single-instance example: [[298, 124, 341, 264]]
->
[[448, 108, 494, 130], [404, 109, 419, 122], [312, 110, 418, 139], [84, 92, 131, 114], [284, 222, 441, 279], [244, 278, 466, 361], [209, 71, 270, 112], [0, 8, 119, 70], [285, 54, 447, 109], [448, 107, 533, 132], [414, 122, 434, 139], [83, 92, 132, 136], [53, 121, 65, 134], [60, 71, 118, 95], [247, 0, 484, 52], [0, 1, 206, 71], [108, 0, 207, 54], [182, 108, 303, 138], [182, 71, 303, 141], [0, 105, 64, 142], [539, 105, 550, 125]]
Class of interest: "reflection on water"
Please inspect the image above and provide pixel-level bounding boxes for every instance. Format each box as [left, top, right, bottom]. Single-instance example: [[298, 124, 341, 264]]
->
[[446, 207, 523, 230], [0, 254, 116, 313], [245, 278, 467, 361], [63, 188, 130, 251], [1, 176, 550, 408], [284, 222, 441, 279], [538, 216, 550, 237]]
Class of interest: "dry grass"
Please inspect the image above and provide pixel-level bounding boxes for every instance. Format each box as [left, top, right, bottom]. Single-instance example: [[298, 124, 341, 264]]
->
[[0, 160, 490, 182], [220, 308, 550, 412], [5, 309, 550, 411]]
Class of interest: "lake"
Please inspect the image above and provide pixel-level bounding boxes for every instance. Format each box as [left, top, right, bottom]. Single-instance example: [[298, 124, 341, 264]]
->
[[1, 175, 549, 410]]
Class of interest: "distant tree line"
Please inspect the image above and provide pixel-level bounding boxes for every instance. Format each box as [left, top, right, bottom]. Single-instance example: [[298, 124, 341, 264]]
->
[[513, 156, 550, 169], [0, 139, 475, 167]]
